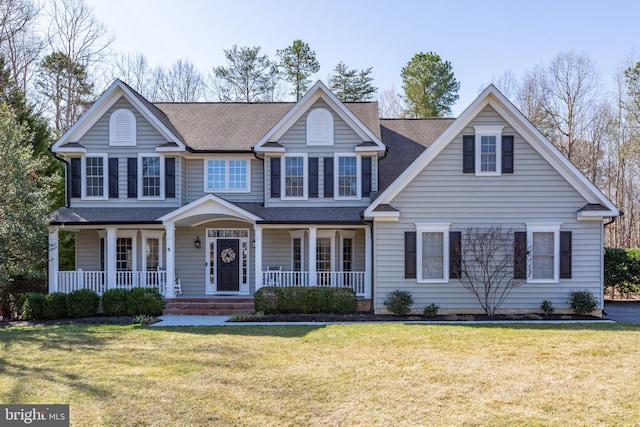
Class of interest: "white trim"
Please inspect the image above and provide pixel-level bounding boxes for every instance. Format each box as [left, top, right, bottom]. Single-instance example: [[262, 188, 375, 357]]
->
[[109, 108, 136, 146], [415, 222, 451, 283], [203, 158, 251, 193], [141, 230, 164, 272], [338, 230, 357, 272], [306, 108, 334, 146], [474, 125, 503, 177], [205, 228, 250, 295], [334, 154, 361, 200], [52, 80, 185, 152], [81, 153, 108, 200], [254, 81, 384, 152], [316, 230, 336, 276], [526, 222, 561, 284], [157, 193, 263, 225], [289, 230, 306, 272], [281, 153, 308, 200], [116, 230, 138, 273], [137, 154, 165, 200], [364, 85, 619, 218]]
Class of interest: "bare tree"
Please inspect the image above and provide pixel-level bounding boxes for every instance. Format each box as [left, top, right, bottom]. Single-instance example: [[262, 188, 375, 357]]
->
[[111, 52, 158, 99], [155, 59, 205, 102], [378, 85, 405, 118], [458, 226, 527, 317]]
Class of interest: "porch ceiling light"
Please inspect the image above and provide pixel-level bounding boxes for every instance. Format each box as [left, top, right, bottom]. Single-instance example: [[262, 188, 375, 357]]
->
[[194, 236, 201, 249]]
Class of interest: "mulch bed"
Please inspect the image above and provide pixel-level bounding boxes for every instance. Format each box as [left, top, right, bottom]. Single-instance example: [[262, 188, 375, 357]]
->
[[230, 312, 602, 322], [0, 316, 136, 328]]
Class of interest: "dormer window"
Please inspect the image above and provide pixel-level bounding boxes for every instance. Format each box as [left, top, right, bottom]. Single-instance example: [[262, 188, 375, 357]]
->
[[109, 109, 136, 146], [306, 108, 333, 146]]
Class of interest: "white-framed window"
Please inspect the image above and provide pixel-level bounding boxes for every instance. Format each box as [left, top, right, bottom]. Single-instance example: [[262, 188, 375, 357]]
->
[[282, 154, 307, 199], [82, 154, 108, 199], [289, 230, 306, 272], [526, 222, 561, 283], [335, 154, 360, 199], [204, 159, 250, 193], [138, 154, 164, 199], [141, 231, 164, 272], [339, 230, 357, 272], [316, 230, 335, 285], [109, 109, 136, 146], [306, 108, 334, 146], [416, 223, 451, 283], [474, 125, 503, 176], [115, 231, 138, 272]]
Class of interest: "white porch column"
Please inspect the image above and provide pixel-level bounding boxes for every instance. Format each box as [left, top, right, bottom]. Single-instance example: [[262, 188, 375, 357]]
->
[[365, 225, 372, 299], [254, 224, 263, 290], [165, 222, 176, 298], [48, 227, 59, 293], [309, 226, 317, 287], [106, 227, 117, 290]]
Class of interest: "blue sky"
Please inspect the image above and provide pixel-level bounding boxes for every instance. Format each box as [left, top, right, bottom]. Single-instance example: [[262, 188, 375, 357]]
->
[[86, 0, 639, 115]]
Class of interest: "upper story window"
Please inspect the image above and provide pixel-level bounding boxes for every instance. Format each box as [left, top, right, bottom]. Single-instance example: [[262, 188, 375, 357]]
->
[[336, 155, 360, 199], [138, 154, 164, 199], [306, 108, 334, 146], [82, 154, 108, 199], [282, 154, 307, 199], [109, 109, 136, 146], [205, 159, 250, 193], [474, 126, 503, 176]]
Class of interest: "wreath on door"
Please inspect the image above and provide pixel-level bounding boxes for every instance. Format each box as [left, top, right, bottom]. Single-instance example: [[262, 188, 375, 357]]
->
[[220, 248, 236, 264]]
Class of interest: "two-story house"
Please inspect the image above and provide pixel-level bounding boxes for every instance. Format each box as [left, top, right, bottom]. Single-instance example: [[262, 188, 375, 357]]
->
[[48, 80, 619, 315]]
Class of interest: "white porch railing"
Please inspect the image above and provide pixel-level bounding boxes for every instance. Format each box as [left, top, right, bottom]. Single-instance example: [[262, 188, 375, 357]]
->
[[261, 270, 366, 296], [56, 270, 167, 295]]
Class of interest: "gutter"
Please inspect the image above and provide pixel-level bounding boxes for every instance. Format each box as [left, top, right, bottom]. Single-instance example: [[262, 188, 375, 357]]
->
[[50, 148, 71, 208]]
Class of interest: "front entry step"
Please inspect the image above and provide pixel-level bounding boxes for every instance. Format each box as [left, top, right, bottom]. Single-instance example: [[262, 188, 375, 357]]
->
[[163, 297, 254, 316]]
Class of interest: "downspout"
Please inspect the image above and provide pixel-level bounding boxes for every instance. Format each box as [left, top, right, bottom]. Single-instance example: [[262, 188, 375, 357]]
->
[[251, 147, 265, 206], [50, 149, 70, 208]]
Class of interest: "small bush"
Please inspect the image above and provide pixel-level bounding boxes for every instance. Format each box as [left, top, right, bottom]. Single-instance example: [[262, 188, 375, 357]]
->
[[44, 292, 68, 319], [423, 303, 439, 319], [22, 292, 47, 320], [67, 289, 99, 318], [133, 315, 160, 326], [228, 311, 265, 322], [127, 288, 163, 316], [1, 275, 47, 319], [253, 287, 357, 314], [540, 300, 555, 317], [568, 290, 598, 315], [384, 290, 413, 315], [102, 289, 130, 316]]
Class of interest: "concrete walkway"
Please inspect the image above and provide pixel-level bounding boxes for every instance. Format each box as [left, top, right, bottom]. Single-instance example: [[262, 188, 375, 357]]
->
[[151, 315, 229, 327]]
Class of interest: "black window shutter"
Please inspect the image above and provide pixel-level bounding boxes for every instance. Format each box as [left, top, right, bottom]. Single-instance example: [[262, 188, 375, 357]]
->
[[560, 231, 572, 279], [127, 158, 137, 198], [270, 157, 281, 198], [70, 157, 81, 198], [165, 157, 176, 198], [405, 231, 417, 279], [108, 158, 119, 198], [309, 157, 318, 198], [514, 231, 527, 279], [449, 231, 462, 279], [324, 157, 334, 198], [502, 135, 514, 174], [463, 135, 475, 173], [362, 156, 372, 197]]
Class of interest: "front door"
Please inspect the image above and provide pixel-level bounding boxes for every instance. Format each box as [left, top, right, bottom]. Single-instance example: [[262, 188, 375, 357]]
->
[[216, 239, 240, 292]]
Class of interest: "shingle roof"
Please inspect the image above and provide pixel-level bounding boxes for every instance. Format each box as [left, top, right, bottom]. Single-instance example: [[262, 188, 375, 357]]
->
[[51, 207, 175, 224], [234, 203, 366, 224], [154, 102, 381, 151], [377, 118, 454, 193]]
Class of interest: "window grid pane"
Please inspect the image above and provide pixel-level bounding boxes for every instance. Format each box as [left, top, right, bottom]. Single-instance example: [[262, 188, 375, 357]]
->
[[293, 238, 302, 271], [338, 157, 357, 197], [142, 157, 161, 197], [207, 160, 226, 190], [532, 232, 554, 279], [146, 238, 159, 271], [422, 232, 444, 280], [480, 135, 497, 172], [285, 157, 304, 197], [229, 160, 247, 189], [85, 157, 104, 197], [343, 238, 353, 272], [116, 238, 132, 271]]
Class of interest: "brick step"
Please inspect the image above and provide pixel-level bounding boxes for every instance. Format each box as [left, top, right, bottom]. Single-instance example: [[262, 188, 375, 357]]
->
[[163, 298, 254, 316]]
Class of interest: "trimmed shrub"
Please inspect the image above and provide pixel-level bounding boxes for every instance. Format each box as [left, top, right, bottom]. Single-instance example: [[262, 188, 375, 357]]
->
[[423, 303, 439, 319], [102, 289, 130, 316], [22, 292, 47, 320], [540, 299, 555, 317], [67, 289, 99, 318], [127, 288, 162, 316], [1, 275, 47, 319], [384, 290, 413, 315], [253, 286, 357, 314], [568, 290, 598, 315], [44, 292, 68, 319]]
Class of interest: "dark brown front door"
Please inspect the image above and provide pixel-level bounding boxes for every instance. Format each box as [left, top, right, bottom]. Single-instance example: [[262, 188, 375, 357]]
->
[[217, 239, 240, 291]]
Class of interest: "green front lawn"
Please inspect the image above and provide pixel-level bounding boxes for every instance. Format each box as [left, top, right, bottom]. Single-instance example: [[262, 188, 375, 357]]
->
[[1, 323, 639, 426]]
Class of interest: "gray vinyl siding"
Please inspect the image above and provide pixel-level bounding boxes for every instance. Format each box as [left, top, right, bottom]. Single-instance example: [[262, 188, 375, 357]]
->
[[374, 105, 604, 313], [266, 99, 378, 208], [70, 97, 182, 208], [75, 230, 102, 271], [185, 157, 263, 203]]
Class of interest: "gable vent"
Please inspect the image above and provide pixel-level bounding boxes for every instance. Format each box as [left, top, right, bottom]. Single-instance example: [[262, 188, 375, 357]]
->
[[109, 109, 136, 146], [306, 108, 334, 146]]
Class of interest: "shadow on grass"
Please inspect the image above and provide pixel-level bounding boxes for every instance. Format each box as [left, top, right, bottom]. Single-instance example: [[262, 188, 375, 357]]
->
[[152, 324, 329, 338]]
